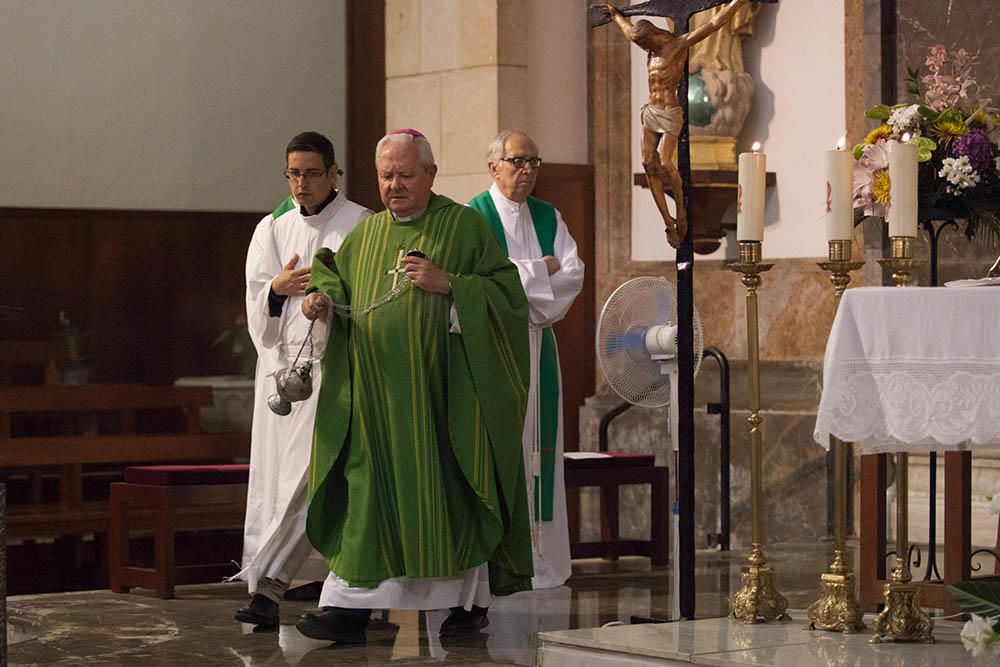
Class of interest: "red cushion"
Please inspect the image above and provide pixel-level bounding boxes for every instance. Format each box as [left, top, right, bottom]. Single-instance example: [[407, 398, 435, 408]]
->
[[563, 452, 655, 470], [124, 464, 250, 486]]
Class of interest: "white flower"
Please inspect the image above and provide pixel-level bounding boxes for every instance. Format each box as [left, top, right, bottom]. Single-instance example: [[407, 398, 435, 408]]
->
[[939, 155, 981, 195], [989, 493, 1000, 515], [995, 155, 1000, 174], [888, 104, 922, 135], [960, 614, 998, 657]]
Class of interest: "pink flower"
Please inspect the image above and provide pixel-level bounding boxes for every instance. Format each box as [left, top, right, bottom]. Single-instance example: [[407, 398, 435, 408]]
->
[[853, 140, 891, 217], [921, 44, 979, 112]]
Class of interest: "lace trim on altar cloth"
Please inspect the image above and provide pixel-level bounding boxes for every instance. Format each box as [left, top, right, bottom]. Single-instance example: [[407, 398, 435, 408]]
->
[[814, 360, 1000, 453]]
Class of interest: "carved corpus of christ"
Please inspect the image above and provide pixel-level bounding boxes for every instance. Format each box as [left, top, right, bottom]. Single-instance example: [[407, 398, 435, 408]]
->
[[593, 0, 773, 249]]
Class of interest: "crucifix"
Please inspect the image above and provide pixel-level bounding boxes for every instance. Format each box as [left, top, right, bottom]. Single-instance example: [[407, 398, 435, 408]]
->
[[590, 0, 776, 622], [386, 248, 408, 289]]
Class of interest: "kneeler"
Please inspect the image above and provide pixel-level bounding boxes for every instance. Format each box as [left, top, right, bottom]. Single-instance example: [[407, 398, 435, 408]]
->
[[564, 453, 669, 565], [109, 464, 249, 599]]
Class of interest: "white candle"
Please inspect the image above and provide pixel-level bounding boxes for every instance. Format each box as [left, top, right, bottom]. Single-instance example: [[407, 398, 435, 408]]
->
[[737, 142, 766, 241], [825, 137, 854, 241], [888, 135, 918, 237]]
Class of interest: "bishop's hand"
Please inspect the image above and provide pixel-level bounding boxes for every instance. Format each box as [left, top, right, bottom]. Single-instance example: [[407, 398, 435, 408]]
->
[[403, 255, 452, 295], [302, 292, 329, 321]]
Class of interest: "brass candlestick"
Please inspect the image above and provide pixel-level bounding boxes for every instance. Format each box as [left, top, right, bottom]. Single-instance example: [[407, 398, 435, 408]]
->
[[807, 239, 865, 634], [876, 236, 920, 287], [869, 235, 934, 644], [728, 241, 789, 624]]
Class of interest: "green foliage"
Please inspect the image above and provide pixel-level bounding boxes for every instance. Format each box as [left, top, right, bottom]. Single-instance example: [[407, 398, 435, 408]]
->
[[906, 66, 922, 97], [865, 104, 893, 121], [915, 136, 937, 162], [949, 580, 1000, 621]]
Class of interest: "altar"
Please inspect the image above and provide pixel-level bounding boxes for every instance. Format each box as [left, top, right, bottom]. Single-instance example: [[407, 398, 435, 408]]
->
[[813, 285, 1000, 613]]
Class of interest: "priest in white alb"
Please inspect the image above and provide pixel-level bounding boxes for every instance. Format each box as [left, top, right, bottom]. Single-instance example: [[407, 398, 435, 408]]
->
[[235, 131, 371, 627], [469, 130, 585, 590]]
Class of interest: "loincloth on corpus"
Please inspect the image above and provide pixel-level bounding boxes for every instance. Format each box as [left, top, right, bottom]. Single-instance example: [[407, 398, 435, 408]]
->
[[640, 104, 683, 136]]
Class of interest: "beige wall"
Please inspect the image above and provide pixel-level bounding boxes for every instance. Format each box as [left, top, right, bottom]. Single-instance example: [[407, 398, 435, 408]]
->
[[523, 0, 589, 165], [0, 0, 348, 212], [384, 0, 589, 204]]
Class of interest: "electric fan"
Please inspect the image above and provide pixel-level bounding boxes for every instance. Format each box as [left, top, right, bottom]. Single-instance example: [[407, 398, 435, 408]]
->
[[596, 276, 704, 621], [597, 276, 704, 446]]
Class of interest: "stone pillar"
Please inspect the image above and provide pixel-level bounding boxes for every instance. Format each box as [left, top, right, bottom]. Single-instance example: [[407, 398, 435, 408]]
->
[[384, 0, 528, 203]]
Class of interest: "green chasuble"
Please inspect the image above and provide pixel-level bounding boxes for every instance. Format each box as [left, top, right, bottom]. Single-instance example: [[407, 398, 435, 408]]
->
[[305, 192, 534, 596], [467, 191, 560, 522]]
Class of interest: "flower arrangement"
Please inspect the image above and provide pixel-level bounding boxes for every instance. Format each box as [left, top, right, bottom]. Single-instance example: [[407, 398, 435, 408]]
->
[[853, 44, 1000, 243]]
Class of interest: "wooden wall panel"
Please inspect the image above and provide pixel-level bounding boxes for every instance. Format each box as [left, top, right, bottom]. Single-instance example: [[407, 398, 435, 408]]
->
[[0, 208, 258, 384], [346, 0, 386, 212], [534, 163, 596, 452]]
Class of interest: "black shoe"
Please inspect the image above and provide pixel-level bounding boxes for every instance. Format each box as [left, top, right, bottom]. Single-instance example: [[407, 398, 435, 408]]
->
[[295, 606, 370, 644], [439, 605, 489, 637], [234, 594, 279, 627]]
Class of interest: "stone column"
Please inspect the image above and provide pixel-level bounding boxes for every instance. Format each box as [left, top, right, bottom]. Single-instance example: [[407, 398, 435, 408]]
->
[[384, 0, 528, 203]]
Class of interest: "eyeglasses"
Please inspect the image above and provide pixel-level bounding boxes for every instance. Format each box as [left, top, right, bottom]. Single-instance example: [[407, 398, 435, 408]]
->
[[500, 156, 543, 170], [284, 168, 330, 181]]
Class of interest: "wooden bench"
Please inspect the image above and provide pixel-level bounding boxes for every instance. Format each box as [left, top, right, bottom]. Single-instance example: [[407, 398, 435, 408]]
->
[[0, 384, 250, 587], [0, 340, 67, 385], [110, 464, 250, 599], [564, 453, 669, 565]]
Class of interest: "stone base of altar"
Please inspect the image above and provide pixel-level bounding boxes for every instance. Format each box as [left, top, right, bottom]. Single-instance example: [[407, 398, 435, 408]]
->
[[577, 360, 828, 552], [537, 614, 979, 666]]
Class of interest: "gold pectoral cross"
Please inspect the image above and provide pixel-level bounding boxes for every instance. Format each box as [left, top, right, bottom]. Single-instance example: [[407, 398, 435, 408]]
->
[[386, 248, 407, 289]]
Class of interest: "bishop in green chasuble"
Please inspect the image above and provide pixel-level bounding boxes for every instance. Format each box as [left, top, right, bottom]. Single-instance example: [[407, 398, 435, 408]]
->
[[305, 192, 534, 601]]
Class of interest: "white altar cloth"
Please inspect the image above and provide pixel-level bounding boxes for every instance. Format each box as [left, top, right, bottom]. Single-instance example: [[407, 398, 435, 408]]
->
[[813, 286, 1000, 454]]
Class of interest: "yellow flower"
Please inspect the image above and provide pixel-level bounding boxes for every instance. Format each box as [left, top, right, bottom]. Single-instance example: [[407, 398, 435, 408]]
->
[[872, 169, 891, 206], [864, 125, 893, 145], [931, 119, 969, 145]]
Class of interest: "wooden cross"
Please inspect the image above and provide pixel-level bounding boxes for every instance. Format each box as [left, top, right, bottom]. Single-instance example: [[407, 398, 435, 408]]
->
[[590, 0, 776, 622], [386, 248, 407, 289], [589, 0, 750, 30]]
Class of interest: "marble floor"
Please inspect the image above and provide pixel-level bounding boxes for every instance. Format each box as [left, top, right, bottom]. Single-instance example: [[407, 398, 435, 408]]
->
[[6, 542, 993, 665]]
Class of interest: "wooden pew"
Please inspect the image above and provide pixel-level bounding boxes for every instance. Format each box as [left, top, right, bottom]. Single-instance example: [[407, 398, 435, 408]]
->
[[0, 384, 250, 541], [0, 340, 68, 384]]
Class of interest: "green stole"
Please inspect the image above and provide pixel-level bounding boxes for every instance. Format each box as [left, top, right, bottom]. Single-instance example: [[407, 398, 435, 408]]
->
[[467, 191, 559, 521], [271, 195, 295, 219]]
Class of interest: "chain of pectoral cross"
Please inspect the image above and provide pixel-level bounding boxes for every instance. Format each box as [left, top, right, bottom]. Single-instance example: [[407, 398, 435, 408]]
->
[[323, 247, 413, 318]]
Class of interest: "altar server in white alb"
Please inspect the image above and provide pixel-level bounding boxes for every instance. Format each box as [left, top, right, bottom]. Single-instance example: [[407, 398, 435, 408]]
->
[[235, 131, 371, 627], [468, 130, 585, 590]]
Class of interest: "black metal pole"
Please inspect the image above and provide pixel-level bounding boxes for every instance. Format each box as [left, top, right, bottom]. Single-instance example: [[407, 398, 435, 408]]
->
[[675, 12, 697, 621], [703, 347, 731, 551], [918, 218, 956, 581]]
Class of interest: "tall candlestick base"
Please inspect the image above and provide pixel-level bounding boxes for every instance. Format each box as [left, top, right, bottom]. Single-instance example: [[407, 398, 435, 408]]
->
[[869, 578, 936, 644], [807, 240, 865, 634], [727, 241, 788, 624], [876, 236, 922, 287], [731, 545, 789, 624], [870, 453, 935, 644]]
